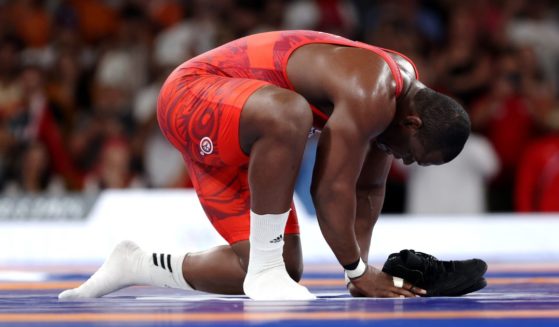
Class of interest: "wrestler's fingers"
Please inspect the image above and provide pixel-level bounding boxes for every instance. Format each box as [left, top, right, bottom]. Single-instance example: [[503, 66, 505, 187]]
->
[[390, 287, 416, 298], [402, 281, 426, 295]]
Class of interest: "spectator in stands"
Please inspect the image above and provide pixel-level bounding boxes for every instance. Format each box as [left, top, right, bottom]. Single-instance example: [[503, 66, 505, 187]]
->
[[0, 35, 23, 121], [0, 0, 557, 214], [134, 64, 190, 189], [0, 35, 23, 191], [404, 134, 500, 214], [433, 3, 492, 107], [153, 0, 220, 69], [283, 0, 358, 37], [3, 141, 64, 195], [516, 136, 559, 212], [507, 0, 559, 93], [11, 65, 82, 191], [8, 0, 52, 49], [470, 45, 555, 210], [46, 52, 81, 137], [84, 137, 144, 192]]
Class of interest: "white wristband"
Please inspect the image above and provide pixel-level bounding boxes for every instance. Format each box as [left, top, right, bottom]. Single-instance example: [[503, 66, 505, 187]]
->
[[344, 258, 367, 279]]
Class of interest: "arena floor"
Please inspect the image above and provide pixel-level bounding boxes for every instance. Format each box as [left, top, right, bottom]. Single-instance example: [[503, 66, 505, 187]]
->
[[1, 262, 559, 326]]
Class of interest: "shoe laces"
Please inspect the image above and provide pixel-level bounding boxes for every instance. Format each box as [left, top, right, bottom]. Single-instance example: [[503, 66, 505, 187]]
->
[[409, 250, 454, 275]]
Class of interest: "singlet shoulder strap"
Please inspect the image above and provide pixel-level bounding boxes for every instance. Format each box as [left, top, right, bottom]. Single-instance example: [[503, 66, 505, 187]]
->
[[278, 31, 420, 99], [353, 41, 418, 98], [379, 47, 420, 81]]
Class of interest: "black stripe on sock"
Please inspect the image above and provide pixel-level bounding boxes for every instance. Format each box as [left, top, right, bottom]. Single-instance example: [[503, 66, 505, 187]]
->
[[152, 253, 158, 266], [160, 253, 166, 270], [167, 254, 173, 273]]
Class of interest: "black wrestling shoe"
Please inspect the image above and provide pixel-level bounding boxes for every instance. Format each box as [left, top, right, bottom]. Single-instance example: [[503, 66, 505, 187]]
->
[[382, 249, 487, 297], [458, 277, 487, 296]]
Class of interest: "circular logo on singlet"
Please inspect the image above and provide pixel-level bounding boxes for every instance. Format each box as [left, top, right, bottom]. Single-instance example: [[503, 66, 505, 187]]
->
[[200, 137, 213, 155]]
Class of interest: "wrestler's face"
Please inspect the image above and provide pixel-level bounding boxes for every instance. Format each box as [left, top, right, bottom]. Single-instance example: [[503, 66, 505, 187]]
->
[[376, 127, 445, 166]]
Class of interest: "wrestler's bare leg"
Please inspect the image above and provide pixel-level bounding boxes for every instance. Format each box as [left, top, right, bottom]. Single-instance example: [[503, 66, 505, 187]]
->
[[59, 86, 314, 300]]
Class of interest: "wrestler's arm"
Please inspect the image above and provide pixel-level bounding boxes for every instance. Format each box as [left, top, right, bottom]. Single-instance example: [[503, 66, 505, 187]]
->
[[307, 52, 393, 270], [312, 108, 424, 298], [353, 54, 418, 256], [311, 104, 377, 267], [354, 143, 392, 262], [311, 102, 412, 298]]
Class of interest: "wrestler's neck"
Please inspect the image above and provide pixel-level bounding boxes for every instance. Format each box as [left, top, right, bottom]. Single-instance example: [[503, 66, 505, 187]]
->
[[396, 79, 424, 116]]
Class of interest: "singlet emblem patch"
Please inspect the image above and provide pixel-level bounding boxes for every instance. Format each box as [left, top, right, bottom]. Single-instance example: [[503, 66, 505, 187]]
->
[[200, 137, 214, 155]]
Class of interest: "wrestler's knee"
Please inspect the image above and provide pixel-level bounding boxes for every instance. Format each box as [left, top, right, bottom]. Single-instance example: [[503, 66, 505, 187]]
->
[[241, 87, 312, 150], [268, 90, 313, 138]]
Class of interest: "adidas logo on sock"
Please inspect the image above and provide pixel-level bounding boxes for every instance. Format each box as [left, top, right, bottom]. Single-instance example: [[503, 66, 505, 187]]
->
[[269, 235, 283, 243], [152, 253, 173, 273]]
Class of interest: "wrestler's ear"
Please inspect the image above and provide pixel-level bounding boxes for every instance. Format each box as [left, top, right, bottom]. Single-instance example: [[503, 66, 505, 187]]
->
[[401, 115, 422, 132]]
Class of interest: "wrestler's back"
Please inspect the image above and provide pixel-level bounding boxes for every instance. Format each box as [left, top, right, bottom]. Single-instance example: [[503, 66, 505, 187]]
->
[[165, 30, 417, 126]]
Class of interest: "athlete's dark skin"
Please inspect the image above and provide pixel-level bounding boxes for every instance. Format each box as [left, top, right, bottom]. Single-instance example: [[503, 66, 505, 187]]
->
[[184, 43, 445, 297]]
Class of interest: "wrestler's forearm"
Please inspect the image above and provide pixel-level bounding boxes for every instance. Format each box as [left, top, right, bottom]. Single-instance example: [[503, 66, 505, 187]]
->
[[354, 188, 385, 261], [313, 188, 361, 266]]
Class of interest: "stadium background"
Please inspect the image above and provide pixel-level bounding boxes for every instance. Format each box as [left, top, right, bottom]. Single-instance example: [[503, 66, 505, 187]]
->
[[0, 0, 558, 265]]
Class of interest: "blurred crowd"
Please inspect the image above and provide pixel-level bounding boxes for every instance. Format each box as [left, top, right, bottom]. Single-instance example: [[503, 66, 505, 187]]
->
[[0, 0, 558, 213]]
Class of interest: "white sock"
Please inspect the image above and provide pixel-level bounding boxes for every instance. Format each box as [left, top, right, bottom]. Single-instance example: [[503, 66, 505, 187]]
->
[[243, 210, 315, 300], [58, 240, 191, 300]]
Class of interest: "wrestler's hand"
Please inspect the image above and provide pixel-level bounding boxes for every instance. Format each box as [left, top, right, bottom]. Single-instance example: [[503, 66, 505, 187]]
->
[[348, 266, 426, 298]]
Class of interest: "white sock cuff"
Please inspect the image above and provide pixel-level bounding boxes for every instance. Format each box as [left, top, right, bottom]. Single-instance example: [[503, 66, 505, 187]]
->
[[171, 253, 190, 290], [249, 210, 290, 248]]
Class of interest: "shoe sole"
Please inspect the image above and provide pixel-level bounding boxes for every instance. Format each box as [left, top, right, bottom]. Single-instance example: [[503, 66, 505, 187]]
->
[[442, 260, 488, 296], [454, 277, 487, 295]]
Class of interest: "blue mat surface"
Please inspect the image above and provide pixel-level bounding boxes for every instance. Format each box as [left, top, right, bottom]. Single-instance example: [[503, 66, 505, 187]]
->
[[1, 263, 558, 326]]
